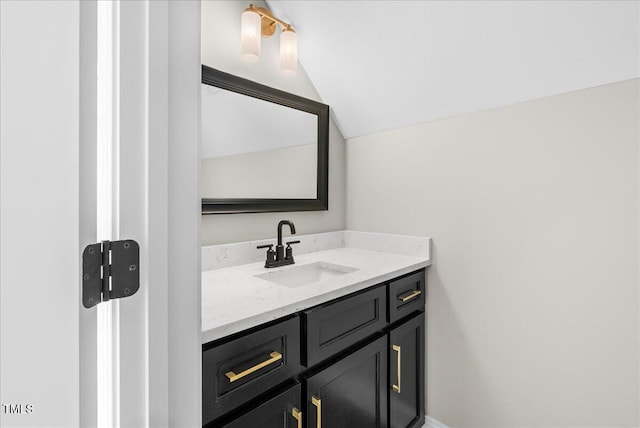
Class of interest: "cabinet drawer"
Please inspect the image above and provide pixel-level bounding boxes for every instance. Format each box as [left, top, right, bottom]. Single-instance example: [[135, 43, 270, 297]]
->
[[388, 270, 425, 323], [215, 383, 302, 428], [303, 285, 387, 367], [202, 316, 301, 424]]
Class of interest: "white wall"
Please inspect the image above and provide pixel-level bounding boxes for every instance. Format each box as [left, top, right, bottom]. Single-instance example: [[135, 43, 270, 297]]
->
[[200, 0, 345, 245], [346, 79, 640, 427]]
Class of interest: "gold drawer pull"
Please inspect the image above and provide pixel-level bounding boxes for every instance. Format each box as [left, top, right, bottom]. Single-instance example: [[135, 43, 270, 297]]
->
[[392, 344, 401, 393], [312, 396, 321, 428], [292, 407, 302, 428], [225, 351, 282, 383], [398, 289, 421, 302]]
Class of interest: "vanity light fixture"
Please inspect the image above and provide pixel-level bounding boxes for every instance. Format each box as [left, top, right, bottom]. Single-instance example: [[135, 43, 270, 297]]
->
[[240, 4, 298, 76]]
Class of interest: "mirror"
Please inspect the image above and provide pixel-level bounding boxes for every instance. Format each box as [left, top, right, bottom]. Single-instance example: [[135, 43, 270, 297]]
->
[[201, 66, 329, 214]]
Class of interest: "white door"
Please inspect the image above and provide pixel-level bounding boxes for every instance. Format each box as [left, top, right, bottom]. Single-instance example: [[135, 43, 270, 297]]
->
[[1, 1, 98, 426], [1, 1, 92, 426], [1, 1, 202, 427]]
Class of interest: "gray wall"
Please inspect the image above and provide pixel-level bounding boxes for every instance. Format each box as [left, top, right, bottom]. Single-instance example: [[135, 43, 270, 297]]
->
[[346, 79, 640, 427], [200, 0, 345, 245], [202, 143, 317, 199]]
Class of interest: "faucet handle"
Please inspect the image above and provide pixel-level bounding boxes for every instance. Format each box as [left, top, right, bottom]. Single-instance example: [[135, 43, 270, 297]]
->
[[284, 241, 300, 261], [257, 244, 276, 265]]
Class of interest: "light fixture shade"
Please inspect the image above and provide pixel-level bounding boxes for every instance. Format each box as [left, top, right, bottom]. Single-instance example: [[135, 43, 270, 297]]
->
[[241, 9, 261, 63], [280, 28, 297, 76]]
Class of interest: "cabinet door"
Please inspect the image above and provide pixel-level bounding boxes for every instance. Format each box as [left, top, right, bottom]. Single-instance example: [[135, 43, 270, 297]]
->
[[305, 335, 388, 428], [389, 312, 425, 428], [216, 383, 302, 428]]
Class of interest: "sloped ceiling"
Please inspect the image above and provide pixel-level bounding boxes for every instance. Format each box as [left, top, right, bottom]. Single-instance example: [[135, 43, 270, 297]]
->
[[267, 1, 639, 139]]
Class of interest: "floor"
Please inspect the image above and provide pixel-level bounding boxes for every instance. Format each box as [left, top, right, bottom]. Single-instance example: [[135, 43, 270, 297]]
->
[[422, 417, 444, 428]]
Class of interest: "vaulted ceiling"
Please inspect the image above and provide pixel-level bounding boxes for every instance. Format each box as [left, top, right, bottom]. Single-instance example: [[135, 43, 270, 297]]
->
[[267, 1, 639, 139]]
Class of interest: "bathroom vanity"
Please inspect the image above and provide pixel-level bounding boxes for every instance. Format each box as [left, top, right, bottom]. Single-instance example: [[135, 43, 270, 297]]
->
[[201, 231, 431, 428]]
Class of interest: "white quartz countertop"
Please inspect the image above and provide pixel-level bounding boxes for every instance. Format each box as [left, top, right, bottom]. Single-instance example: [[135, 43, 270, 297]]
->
[[202, 231, 431, 344]]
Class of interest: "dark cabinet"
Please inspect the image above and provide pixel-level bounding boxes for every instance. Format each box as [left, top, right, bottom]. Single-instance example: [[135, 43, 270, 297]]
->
[[388, 270, 425, 324], [305, 335, 388, 428], [203, 268, 426, 428], [218, 383, 302, 428], [303, 285, 387, 367], [389, 312, 425, 428], [202, 316, 300, 424]]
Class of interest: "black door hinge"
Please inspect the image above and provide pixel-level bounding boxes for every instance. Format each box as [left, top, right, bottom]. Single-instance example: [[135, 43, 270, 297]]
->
[[82, 239, 140, 308]]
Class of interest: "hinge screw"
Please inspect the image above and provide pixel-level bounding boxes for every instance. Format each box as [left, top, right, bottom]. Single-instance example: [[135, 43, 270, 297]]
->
[[124, 242, 130, 249], [84, 274, 90, 281], [129, 264, 137, 271], [89, 298, 94, 304], [124, 288, 131, 294], [88, 247, 94, 254]]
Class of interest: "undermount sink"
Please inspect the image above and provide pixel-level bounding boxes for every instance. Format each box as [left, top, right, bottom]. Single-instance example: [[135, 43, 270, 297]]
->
[[255, 261, 358, 288]]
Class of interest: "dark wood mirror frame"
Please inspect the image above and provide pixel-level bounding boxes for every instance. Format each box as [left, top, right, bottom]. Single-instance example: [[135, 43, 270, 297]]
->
[[201, 65, 329, 215]]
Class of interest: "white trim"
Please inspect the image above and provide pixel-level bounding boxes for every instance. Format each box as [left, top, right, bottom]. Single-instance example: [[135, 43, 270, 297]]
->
[[166, 1, 202, 426], [96, 1, 119, 425], [146, 1, 169, 426], [117, 0, 151, 425], [425, 415, 451, 428], [80, 1, 99, 427]]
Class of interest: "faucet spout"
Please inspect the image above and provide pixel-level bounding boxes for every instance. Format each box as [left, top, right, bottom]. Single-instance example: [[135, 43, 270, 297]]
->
[[259, 220, 299, 268], [277, 220, 296, 246]]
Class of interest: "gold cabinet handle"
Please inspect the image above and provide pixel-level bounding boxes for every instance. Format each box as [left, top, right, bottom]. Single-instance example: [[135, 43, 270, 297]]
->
[[398, 289, 421, 302], [224, 351, 282, 383], [312, 396, 321, 428], [292, 407, 302, 428], [392, 344, 401, 393]]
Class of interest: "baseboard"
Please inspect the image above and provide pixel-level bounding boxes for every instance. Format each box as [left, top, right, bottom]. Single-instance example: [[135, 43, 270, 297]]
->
[[425, 415, 451, 428]]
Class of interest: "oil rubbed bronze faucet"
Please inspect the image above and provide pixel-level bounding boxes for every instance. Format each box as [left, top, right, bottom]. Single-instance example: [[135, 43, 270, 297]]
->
[[256, 220, 300, 268]]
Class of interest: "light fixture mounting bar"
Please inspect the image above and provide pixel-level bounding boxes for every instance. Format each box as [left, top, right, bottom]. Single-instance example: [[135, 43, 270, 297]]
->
[[247, 4, 295, 37]]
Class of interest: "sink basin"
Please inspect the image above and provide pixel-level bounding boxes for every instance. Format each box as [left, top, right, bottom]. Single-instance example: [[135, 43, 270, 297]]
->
[[255, 261, 358, 288]]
